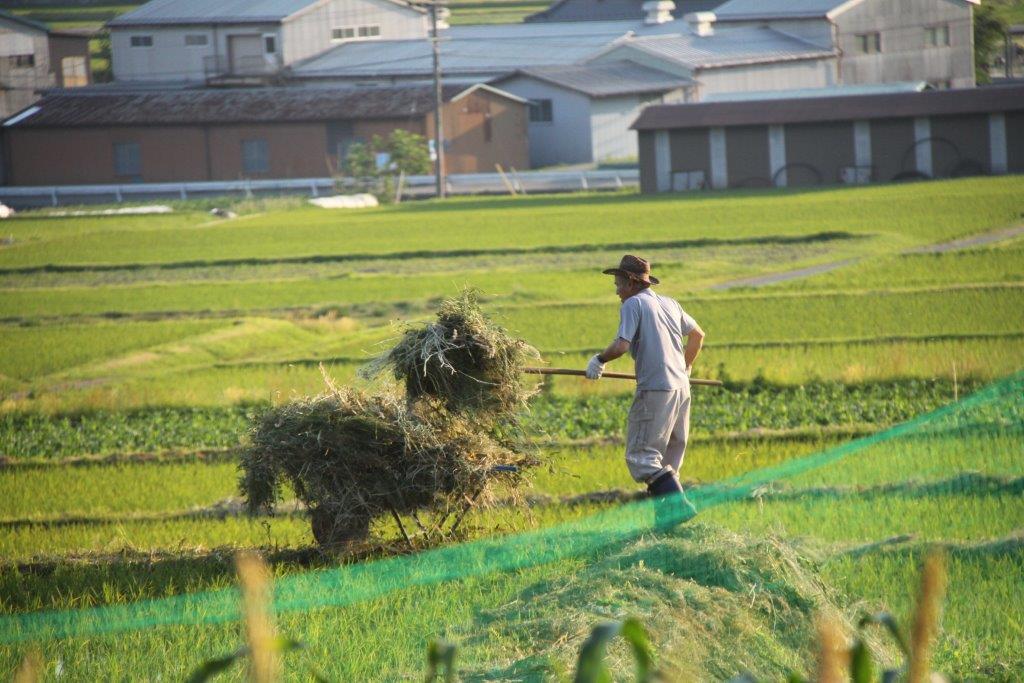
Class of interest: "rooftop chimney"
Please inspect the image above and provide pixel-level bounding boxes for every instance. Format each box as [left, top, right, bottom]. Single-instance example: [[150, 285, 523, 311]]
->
[[642, 1, 676, 25], [436, 6, 451, 29], [684, 11, 716, 37]]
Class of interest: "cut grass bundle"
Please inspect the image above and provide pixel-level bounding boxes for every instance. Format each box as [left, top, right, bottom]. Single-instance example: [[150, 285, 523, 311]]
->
[[362, 289, 540, 418], [240, 388, 534, 548]]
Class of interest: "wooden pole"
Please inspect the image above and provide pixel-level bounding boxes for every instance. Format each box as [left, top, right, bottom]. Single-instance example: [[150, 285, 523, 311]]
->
[[522, 367, 723, 387]]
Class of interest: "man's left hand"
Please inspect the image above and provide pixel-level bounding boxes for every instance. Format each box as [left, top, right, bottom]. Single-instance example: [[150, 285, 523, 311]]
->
[[585, 354, 605, 380]]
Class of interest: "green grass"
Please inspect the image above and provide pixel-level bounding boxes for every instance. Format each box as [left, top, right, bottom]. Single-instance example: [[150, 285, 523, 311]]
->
[[4, 179, 1021, 269], [1, 179, 1021, 680]]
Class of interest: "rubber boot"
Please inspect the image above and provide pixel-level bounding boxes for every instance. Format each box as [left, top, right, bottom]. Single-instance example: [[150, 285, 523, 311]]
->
[[646, 471, 697, 530]]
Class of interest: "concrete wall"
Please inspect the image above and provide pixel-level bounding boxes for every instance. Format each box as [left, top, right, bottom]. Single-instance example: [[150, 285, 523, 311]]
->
[[283, 0, 426, 66], [493, 76, 593, 167], [696, 57, 838, 98], [111, 24, 280, 82], [836, 0, 974, 88]]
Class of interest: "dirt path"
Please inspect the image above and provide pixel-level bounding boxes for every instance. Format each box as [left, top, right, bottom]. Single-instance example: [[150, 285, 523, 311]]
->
[[905, 224, 1024, 254], [710, 224, 1023, 291], [710, 259, 859, 291]]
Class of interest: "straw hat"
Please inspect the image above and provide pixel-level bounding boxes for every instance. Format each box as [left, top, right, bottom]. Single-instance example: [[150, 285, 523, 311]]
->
[[602, 254, 660, 285]]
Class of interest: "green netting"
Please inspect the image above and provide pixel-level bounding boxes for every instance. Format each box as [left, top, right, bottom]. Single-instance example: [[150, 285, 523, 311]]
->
[[2, 370, 1020, 651]]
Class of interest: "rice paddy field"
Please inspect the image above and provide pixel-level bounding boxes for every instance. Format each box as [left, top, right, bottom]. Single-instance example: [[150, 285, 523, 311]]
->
[[1, 177, 1022, 680]]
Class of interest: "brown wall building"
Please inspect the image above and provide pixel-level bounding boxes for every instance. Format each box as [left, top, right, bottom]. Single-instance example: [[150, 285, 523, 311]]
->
[[1, 84, 529, 185], [633, 85, 1024, 192]]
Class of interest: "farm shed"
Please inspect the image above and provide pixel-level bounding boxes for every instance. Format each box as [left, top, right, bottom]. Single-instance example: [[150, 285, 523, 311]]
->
[[0, 83, 528, 186], [632, 84, 1024, 192], [106, 0, 429, 85], [492, 61, 692, 167], [0, 9, 91, 120]]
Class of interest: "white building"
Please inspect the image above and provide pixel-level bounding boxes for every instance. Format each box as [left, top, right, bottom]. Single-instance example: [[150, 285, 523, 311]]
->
[[107, 0, 429, 84], [493, 61, 692, 166]]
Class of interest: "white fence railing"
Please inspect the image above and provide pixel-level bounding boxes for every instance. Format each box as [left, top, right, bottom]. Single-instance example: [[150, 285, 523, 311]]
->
[[0, 170, 638, 208]]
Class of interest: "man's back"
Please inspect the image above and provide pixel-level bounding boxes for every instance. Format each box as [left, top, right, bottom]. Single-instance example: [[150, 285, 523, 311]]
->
[[617, 288, 696, 391]]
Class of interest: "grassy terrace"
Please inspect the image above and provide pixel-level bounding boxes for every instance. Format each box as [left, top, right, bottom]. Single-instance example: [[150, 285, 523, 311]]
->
[[0, 177, 1021, 679]]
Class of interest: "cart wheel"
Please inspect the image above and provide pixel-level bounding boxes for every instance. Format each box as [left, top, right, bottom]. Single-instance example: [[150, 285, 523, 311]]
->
[[310, 507, 370, 548]]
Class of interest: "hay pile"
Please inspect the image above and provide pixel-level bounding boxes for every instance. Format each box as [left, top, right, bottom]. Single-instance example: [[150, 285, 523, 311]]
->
[[240, 292, 541, 548], [362, 289, 540, 418]]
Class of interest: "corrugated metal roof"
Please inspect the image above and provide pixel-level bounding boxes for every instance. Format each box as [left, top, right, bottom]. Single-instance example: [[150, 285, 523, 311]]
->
[[525, 0, 721, 23], [703, 81, 931, 101], [292, 21, 832, 79], [107, 0, 374, 26], [292, 32, 625, 78], [615, 26, 834, 69], [632, 84, 1024, 130], [496, 61, 693, 97], [713, 0, 848, 21], [2, 85, 502, 128]]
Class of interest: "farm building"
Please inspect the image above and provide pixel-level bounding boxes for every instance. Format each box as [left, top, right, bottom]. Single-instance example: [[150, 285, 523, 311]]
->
[[0, 84, 528, 185], [0, 10, 91, 120], [632, 83, 1024, 192], [105, 0, 431, 84], [492, 61, 692, 166]]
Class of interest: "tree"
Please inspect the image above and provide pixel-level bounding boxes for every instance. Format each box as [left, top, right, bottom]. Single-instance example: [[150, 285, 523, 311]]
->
[[974, 4, 1009, 84], [387, 130, 432, 176]]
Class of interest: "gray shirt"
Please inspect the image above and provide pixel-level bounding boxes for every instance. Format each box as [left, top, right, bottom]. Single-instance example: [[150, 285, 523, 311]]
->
[[616, 288, 697, 391]]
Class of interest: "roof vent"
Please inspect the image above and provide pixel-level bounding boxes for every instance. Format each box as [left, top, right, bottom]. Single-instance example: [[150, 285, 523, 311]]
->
[[435, 6, 450, 30], [684, 11, 715, 37], [642, 1, 676, 25]]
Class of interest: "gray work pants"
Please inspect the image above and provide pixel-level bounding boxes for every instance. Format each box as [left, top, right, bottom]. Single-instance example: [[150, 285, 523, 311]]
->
[[624, 387, 691, 483]]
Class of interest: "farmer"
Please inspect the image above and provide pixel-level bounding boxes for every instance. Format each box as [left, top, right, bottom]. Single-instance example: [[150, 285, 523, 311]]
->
[[585, 255, 704, 524]]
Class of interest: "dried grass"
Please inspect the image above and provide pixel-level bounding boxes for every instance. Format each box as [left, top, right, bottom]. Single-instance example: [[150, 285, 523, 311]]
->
[[240, 291, 541, 548], [240, 388, 535, 546], [361, 289, 540, 419]]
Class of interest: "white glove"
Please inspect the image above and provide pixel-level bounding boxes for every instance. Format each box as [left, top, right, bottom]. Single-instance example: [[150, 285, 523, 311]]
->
[[586, 354, 605, 380], [685, 365, 692, 377]]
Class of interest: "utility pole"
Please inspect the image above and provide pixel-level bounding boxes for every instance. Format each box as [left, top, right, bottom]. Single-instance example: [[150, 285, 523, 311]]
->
[[428, 2, 446, 198]]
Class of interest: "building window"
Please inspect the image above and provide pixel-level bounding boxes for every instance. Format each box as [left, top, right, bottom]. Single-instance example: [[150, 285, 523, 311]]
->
[[8, 54, 35, 68], [130, 35, 153, 47], [185, 34, 208, 46], [854, 32, 881, 54], [332, 25, 380, 42], [242, 139, 269, 174], [529, 99, 553, 123], [483, 117, 492, 142], [925, 24, 950, 47], [61, 56, 88, 87], [113, 142, 141, 177], [264, 35, 277, 53]]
